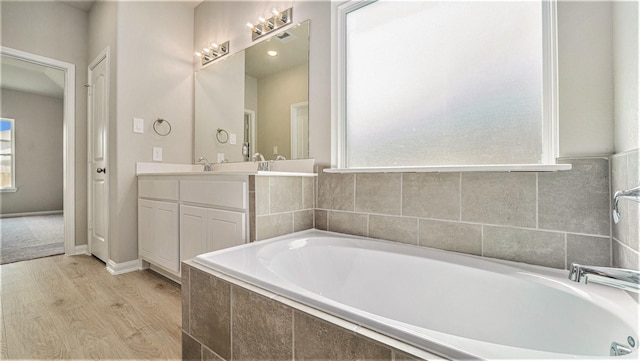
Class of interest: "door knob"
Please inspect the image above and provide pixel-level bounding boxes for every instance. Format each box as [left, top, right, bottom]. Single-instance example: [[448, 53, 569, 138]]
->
[[97, 167, 106, 174]]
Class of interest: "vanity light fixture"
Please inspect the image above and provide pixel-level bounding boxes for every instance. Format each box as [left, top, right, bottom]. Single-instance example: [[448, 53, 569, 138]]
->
[[247, 7, 293, 41], [195, 40, 229, 66]]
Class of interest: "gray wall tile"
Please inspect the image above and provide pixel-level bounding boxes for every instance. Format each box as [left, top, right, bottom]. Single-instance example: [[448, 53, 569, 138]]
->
[[318, 172, 355, 211], [270, 176, 303, 213], [539, 158, 610, 236], [483, 226, 565, 268], [355, 173, 401, 215], [327, 211, 368, 237], [293, 311, 392, 360], [294, 209, 314, 232], [402, 173, 460, 220], [369, 215, 418, 245], [232, 286, 293, 360], [255, 176, 270, 216], [202, 345, 225, 361], [613, 240, 640, 270], [303, 176, 315, 209], [419, 219, 482, 256], [611, 154, 629, 245], [182, 331, 202, 361], [189, 268, 231, 359], [567, 234, 611, 268], [314, 209, 327, 231], [256, 213, 293, 241], [461, 172, 536, 228]]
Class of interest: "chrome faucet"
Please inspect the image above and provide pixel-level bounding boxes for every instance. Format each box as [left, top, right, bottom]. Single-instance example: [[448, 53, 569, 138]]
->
[[198, 157, 212, 171], [613, 185, 640, 224], [275, 155, 286, 161], [568, 263, 640, 293], [252, 152, 265, 162]]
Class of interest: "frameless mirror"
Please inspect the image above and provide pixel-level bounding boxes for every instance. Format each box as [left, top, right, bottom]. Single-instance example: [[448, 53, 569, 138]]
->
[[194, 21, 309, 164]]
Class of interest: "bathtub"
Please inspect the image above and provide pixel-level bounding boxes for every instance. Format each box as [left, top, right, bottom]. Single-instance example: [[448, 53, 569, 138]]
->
[[194, 229, 639, 359]]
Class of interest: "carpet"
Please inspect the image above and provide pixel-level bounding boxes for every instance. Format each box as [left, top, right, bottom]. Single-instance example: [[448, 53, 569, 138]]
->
[[0, 214, 64, 265]]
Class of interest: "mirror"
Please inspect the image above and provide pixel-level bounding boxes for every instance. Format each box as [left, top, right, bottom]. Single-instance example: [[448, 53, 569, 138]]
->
[[194, 21, 310, 163]]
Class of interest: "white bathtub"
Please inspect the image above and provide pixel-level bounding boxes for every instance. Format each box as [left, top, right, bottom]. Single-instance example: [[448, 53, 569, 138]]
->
[[194, 230, 639, 359]]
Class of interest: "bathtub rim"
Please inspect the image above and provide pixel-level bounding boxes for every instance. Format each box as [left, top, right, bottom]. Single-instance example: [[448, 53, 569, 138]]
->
[[192, 229, 640, 360]]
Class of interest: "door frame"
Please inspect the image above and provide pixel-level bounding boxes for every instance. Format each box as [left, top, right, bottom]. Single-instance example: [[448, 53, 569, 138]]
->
[[87, 48, 110, 260], [0, 46, 76, 255]]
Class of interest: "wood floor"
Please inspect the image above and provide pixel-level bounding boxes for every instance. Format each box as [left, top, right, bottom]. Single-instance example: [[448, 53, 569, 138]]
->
[[0, 254, 182, 360]]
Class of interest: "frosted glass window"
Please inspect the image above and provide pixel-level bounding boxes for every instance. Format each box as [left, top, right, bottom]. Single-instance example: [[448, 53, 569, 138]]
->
[[344, 1, 547, 168]]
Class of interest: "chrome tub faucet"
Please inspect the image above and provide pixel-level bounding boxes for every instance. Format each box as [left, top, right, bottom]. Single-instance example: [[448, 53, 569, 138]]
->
[[568, 263, 640, 293], [613, 185, 640, 224]]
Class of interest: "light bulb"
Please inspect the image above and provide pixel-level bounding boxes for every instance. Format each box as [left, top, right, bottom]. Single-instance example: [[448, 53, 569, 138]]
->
[[210, 42, 218, 49], [194, 52, 202, 57], [246, 22, 255, 29], [203, 47, 210, 53], [271, 8, 280, 16], [258, 16, 266, 24]]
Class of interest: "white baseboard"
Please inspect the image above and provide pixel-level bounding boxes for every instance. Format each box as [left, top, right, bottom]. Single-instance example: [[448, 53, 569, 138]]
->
[[74, 245, 89, 255], [0, 210, 63, 218], [106, 259, 140, 275]]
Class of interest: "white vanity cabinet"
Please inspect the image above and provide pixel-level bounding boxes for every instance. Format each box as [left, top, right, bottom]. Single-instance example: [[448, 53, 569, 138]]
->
[[137, 174, 249, 280]]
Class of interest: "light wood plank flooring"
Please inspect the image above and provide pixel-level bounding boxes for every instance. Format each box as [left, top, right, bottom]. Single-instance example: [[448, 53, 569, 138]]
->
[[0, 254, 182, 360]]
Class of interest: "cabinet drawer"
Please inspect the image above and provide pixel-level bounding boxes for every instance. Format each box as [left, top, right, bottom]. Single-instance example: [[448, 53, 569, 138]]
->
[[180, 180, 246, 209], [138, 180, 179, 201]]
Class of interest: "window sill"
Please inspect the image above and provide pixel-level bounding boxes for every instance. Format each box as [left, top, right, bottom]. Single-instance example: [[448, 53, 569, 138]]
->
[[324, 164, 572, 174], [0, 187, 17, 193]]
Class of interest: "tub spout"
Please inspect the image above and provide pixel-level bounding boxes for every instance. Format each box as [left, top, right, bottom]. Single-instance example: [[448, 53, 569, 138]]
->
[[613, 185, 640, 224], [568, 263, 640, 293]]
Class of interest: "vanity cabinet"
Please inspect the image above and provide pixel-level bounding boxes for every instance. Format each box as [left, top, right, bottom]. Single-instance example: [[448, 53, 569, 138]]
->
[[137, 174, 249, 280], [180, 205, 245, 261], [138, 199, 180, 273]]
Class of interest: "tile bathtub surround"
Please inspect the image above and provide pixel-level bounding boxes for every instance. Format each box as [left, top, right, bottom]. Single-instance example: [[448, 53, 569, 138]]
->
[[611, 149, 640, 270], [252, 175, 316, 241], [181, 262, 424, 361], [316, 157, 612, 270]]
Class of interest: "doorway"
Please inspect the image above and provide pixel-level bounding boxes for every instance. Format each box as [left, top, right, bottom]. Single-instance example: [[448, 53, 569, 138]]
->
[[0, 46, 76, 260]]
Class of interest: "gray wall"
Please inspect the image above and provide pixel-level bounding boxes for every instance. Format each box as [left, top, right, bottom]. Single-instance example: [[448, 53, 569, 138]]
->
[[0, 89, 64, 214], [1, 0, 89, 245]]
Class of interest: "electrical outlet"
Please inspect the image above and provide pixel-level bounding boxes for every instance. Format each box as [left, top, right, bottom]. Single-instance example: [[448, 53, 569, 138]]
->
[[152, 147, 163, 161], [217, 153, 225, 163], [273, 146, 278, 155]]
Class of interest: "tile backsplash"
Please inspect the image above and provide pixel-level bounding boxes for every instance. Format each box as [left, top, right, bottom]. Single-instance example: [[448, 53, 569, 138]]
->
[[611, 149, 640, 270], [315, 157, 612, 270]]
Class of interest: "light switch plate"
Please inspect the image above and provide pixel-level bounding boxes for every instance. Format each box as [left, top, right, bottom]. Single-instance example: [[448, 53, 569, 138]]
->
[[273, 146, 278, 155], [229, 133, 237, 145], [152, 147, 163, 161], [133, 118, 144, 133]]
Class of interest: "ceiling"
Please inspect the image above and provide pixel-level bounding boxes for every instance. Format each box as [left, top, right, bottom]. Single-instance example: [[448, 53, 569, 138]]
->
[[0, 55, 66, 99], [244, 22, 309, 79], [58, 0, 96, 12]]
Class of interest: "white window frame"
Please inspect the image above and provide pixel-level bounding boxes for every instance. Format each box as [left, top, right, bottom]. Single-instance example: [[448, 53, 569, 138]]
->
[[331, 0, 568, 173], [0, 117, 16, 192]]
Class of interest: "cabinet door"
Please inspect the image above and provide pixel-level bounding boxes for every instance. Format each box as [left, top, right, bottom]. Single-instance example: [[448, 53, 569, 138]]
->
[[180, 205, 207, 262], [206, 209, 245, 253], [138, 199, 180, 273]]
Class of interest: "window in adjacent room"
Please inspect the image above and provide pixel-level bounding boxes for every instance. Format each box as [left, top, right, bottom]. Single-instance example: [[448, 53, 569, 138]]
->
[[336, 1, 558, 169], [0, 118, 16, 191]]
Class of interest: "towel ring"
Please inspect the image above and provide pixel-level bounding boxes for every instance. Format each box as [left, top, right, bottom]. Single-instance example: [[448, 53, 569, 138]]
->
[[153, 118, 172, 136], [216, 128, 229, 143]]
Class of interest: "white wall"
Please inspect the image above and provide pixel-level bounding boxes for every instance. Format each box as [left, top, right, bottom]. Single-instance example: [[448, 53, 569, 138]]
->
[[613, 1, 640, 153], [113, 1, 195, 263], [194, 0, 332, 164], [0, 89, 64, 214], [1, 1, 89, 245]]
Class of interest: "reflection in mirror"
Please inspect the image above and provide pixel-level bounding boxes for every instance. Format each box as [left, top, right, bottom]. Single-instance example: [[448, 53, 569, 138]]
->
[[194, 21, 309, 163]]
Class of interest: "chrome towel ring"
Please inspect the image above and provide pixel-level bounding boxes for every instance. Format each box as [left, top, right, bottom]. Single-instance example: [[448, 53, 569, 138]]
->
[[153, 118, 172, 136], [216, 128, 229, 143]]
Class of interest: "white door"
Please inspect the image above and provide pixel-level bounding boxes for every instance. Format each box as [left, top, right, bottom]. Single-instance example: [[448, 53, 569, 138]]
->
[[88, 51, 109, 263], [290, 102, 309, 159]]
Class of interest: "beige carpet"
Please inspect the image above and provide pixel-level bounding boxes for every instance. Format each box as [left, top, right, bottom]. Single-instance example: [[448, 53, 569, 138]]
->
[[0, 214, 64, 265]]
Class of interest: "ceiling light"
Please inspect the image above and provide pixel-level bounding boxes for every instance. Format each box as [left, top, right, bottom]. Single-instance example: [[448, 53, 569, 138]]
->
[[267, 50, 278, 57]]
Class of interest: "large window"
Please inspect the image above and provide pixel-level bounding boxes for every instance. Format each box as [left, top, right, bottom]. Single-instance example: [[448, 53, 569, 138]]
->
[[336, 1, 558, 170], [0, 118, 15, 190]]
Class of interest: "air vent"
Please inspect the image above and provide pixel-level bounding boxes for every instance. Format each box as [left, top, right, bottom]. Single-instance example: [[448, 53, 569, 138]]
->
[[275, 31, 297, 43]]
